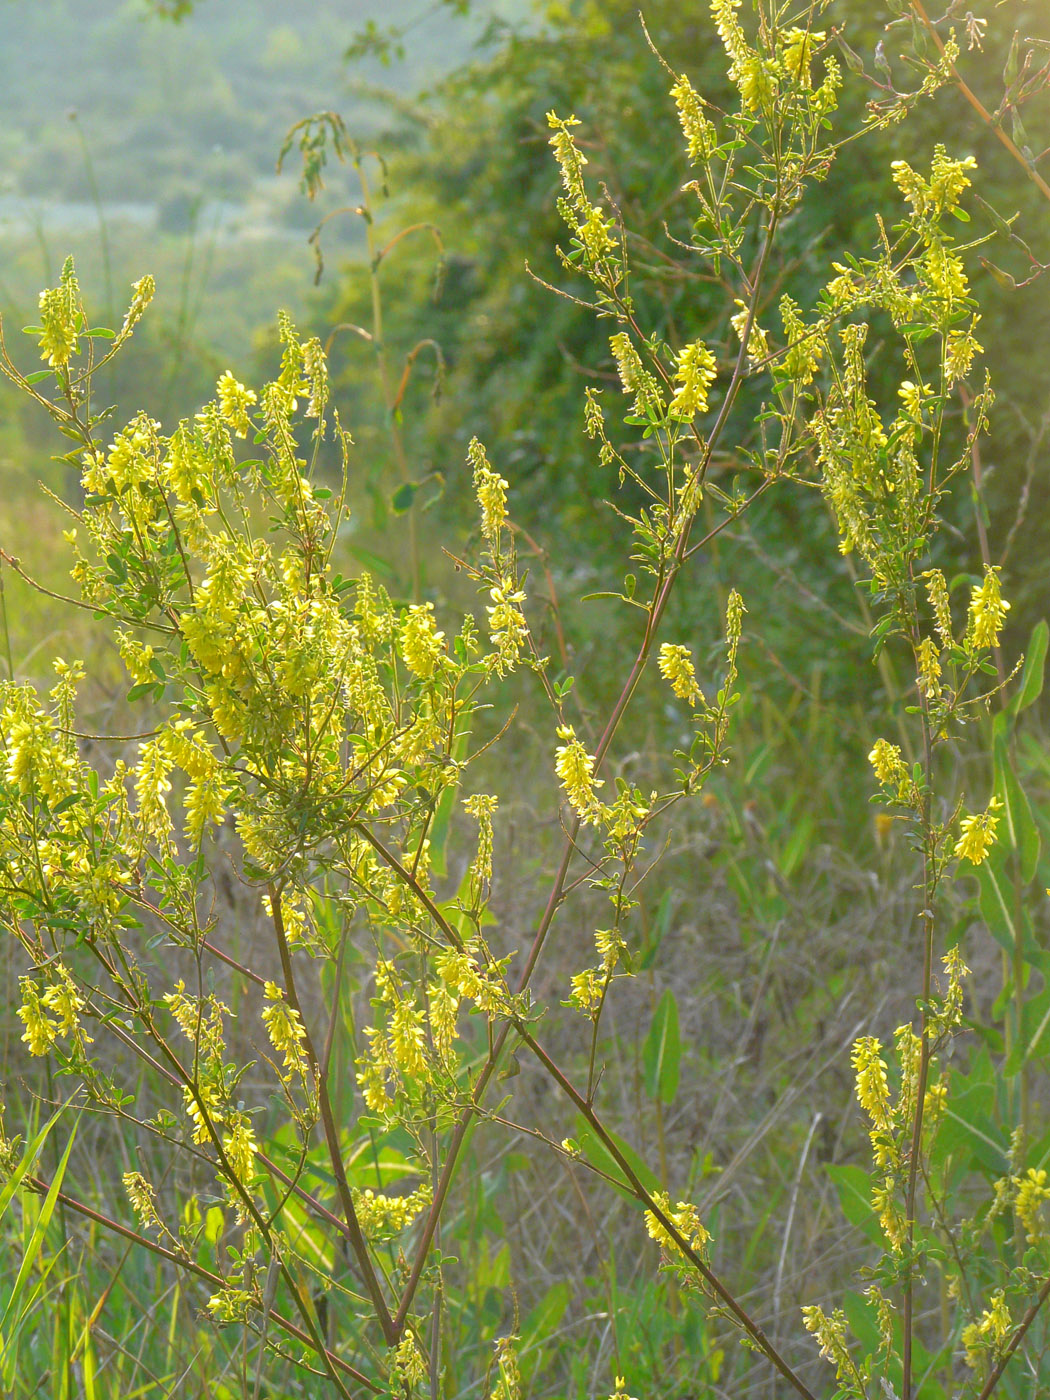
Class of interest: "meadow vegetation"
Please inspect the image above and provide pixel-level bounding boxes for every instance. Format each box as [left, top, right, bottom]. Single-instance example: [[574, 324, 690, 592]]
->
[[1, 2, 1049, 1398]]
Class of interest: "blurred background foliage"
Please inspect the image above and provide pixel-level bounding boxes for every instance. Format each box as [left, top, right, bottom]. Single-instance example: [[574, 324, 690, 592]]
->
[[2, 0, 1050, 1396]]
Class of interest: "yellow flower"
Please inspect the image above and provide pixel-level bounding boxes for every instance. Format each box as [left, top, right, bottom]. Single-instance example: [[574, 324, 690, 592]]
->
[[961, 1290, 1011, 1369], [609, 332, 663, 419], [967, 565, 1009, 650], [1015, 1167, 1050, 1242], [923, 568, 954, 646], [392, 1334, 428, 1388], [215, 371, 257, 438], [223, 1114, 257, 1186], [670, 74, 715, 162], [17, 978, 57, 1057], [868, 738, 904, 788], [261, 982, 308, 1075], [37, 258, 80, 367], [669, 340, 717, 420], [182, 1082, 222, 1144], [780, 296, 822, 385], [802, 1305, 856, 1386], [781, 27, 825, 86], [554, 724, 603, 824], [123, 1172, 162, 1232], [643, 1189, 711, 1255], [729, 299, 769, 366], [464, 793, 498, 888], [852, 1036, 892, 1133], [577, 204, 616, 261], [546, 111, 588, 216], [954, 797, 1002, 866], [390, 999, 428, 1080], [469, 438, 509, 542], [400, 602, 445, 679], [916, 636, 941, 698], [658, 643, 703, 705], [486, 579, 528, 672]]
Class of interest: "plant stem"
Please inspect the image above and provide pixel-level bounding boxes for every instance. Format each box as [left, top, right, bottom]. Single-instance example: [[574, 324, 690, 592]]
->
[[269, 884, 400, 1346], [22, 1172, 380, 1393], [902, 615, 938, 1400], [909, 0, 1050, 203], [518, 1025, 818, 1400]]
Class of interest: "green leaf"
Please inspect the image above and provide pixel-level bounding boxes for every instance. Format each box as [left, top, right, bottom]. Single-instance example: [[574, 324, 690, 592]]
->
[[23, 370, 54, 385], [825, 1163, 882, 1246], [345, 545, 396, 580], [126, 683, 155, 702], [519, 1281, 571, 1382], [1005, 979, 1050, 1077], [643, 989, 681, 1106], [574, 1117, 662, 1201], [993, 733, 1041, 883], [427, 726, 470, 880], [50, 793, 84, 816], [0, 1117, 79, 1339], [841, 1288, 883, 1361], [976, 847, 1023, 952], [639, 890, 672, 972], [391, 481, 418, 514], [1010, 619, 1048, 716]]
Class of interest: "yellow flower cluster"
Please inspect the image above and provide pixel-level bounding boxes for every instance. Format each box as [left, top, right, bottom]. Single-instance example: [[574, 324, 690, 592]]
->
[[658, 643, 704, 706], [546, 111, 617, 274], [353, 1183, 431, 1240], [206, 1281, 256, 1324], [464, 793, 498, 891], [568, 968, 604, 1015], [669, 340, 717, 421], [779, 296, 823, 385], [609, 332, 664, 421], [262, 890, 310, 947], [924, 569, 954, 646], [164, 980, 229, 1061], [710, 0, 750, 86], [729, 299, 770, 367], [37, 256, 81, 367], [967, 565, 1010, 651], [123, 1172, 162, 1234], [181, 1082, 223, 1146], [392, 1335, 428, 1389], [891, 146, 977, 221], [852, 1037, 892, 1144], [608, 1379, 640, 1400], [546, 111, 587, 213], [954, 797, 1002, 866], [1014, 1167, 1050, 1243], [868, 738, 905, 789], [670, 74, 715, 162], [215, 370, 257, 438], [486, 579, 528, 673], [801, 1305, 859, 1389], [401, 603, 446, 680], [961, 1290, 1011, 1370], [644, 1190, 711, 1257], [916, 636, 942, 698], [490, 1335, 522, 1400], [17, 966, 90, 1059], [469, 437, 509, 543], [554, 724, 604, 825], [261, 982, 309, 1079]]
